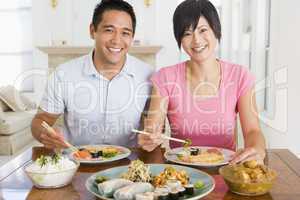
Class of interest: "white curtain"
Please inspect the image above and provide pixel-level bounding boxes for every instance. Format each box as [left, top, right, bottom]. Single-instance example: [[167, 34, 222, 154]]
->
[[0, 0, 33, 91]]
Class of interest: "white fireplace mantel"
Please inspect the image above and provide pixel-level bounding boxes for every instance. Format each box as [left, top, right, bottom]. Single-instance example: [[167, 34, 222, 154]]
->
[[37, 45, 162, 70]]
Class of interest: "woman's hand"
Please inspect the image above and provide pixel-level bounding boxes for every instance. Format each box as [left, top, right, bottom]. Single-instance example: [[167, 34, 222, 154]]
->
[[39, 127, 69, 150], [233, 88, 266, 165], [230, 147, 266, 164], [138, 132, 164, 152]]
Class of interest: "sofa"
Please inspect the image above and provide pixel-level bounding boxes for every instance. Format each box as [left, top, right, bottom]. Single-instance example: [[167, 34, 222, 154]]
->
[[0, 86, 36, 155]]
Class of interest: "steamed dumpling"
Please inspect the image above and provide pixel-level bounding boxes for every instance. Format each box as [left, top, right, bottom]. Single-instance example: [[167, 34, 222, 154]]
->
[[97, 178, 133, 197], [114, 182, 154, 200]]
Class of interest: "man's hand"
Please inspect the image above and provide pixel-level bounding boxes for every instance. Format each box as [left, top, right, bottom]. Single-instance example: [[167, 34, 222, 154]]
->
[[39, 127, 69, 150]]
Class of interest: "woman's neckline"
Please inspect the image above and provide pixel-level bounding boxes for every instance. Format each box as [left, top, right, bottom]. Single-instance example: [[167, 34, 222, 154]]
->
[[183, 59, 224, 101]]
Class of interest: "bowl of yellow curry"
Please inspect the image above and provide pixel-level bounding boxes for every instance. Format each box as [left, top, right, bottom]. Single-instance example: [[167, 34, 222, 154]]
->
[[219, 160, 277, 196]]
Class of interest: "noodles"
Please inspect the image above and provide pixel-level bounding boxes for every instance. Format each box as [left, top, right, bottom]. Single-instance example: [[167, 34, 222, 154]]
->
[[121, 161, 189, 186], [121, 160, 152, 183]]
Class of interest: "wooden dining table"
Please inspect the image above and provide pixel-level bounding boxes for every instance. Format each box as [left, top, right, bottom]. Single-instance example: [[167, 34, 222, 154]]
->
[[0, 146, 300, 200]]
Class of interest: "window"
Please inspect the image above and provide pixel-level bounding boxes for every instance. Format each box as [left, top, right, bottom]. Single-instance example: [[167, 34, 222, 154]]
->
[[223, 0, 271, 111], [0, 0, 33, 91], [264, 0, 271, 111]]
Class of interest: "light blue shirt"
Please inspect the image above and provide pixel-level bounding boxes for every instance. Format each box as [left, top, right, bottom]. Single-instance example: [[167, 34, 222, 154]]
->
[[40, 51, 153, 147]]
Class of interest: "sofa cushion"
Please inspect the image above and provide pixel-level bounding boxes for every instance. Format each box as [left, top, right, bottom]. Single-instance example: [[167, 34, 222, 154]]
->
[[0, 127, 33, 155], [0, 109, 4, 123], [0, 85, 36, 111], [0, 111, 35, 135], [0, 99, 11, 112]]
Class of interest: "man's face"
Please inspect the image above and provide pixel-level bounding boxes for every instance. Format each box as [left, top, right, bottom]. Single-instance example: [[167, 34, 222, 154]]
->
[[90, 10, 134, 68]]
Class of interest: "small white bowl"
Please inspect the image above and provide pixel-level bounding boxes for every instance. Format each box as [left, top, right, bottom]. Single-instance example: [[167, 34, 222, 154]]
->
[[24, 157, 79, 188]]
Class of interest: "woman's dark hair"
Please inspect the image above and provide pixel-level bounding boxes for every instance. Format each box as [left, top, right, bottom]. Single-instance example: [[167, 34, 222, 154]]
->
[[92, 0, 136, 35], [173, 0, 221, 48]]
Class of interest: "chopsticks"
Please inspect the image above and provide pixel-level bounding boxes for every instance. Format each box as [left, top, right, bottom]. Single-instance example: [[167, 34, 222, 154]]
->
[[41, 121, 78, 152], [132, 129, 187, 144]]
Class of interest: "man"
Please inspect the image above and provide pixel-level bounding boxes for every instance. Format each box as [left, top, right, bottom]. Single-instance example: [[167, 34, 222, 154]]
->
[[31, 0, 153, 149]]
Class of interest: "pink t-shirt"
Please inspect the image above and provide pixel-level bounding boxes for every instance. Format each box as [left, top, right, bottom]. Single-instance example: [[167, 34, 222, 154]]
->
[[151, 60, 255, 151]]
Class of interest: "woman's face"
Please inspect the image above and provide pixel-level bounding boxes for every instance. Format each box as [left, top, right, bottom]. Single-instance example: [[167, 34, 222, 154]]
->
[[181, 16, 218, 63]]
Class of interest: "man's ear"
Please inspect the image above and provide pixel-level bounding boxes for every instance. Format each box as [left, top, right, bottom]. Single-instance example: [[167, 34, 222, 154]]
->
[[90, 24, 95, 39]]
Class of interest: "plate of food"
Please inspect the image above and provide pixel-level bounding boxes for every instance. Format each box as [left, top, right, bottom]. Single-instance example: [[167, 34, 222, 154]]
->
[[85, 159, 215, 200], [164, 146, 235, 167], [70, 145, 131, 164]]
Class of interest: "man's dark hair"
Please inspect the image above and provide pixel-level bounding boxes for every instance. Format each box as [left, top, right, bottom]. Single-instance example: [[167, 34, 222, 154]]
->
[[92, 0, 136, 35], [173, 0, 221, 48]]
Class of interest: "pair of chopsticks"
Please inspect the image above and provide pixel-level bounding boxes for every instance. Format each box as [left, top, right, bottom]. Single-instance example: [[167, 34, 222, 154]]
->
[[41, 121, 78, 152], [132, 129, 187, 144]]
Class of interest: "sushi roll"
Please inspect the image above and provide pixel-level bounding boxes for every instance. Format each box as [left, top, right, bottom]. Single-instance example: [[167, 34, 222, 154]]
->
[[176, 186, 185, 197], [166, 180, 181, 189], [190, 148, 199, 155], [154, 187, 170, 200], [157, 192, 169, 200], [169, 188, 179, 200], [154, 187, 170, 194], [184, 184, 194, 195], [90, 151, 99, 158]]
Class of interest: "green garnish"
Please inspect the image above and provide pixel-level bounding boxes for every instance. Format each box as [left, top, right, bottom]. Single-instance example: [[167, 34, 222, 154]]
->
[[183, 139, 192, 148], [102, 151, 118, 158], [194, 180, 205, 189], [95, 175, 108, 184], [36, 153, 62, 168], [51, 153, 62, 165], [37, 155, 48, 168], [176, 154, 184, 159]]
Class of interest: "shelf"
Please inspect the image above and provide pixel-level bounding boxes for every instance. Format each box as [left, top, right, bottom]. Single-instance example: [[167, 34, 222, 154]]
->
[[37, 45, 162, 55]]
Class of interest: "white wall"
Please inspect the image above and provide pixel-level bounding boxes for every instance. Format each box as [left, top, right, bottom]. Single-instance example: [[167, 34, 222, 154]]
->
[[32, 0, 49, 100], [32, 0, 181, 98], [31, 0, 184, 103], [261, 0, 300, 156], [32, 0, 178, 64], [154, 0, 180, 68], [69, 0, 157, 46]]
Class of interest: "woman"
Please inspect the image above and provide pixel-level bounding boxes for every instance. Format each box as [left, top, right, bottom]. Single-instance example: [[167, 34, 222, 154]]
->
[[138, 0, 266, 164]]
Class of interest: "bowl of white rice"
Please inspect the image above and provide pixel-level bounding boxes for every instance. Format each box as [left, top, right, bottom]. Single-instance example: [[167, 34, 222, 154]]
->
[[24, 154, 79, 188]]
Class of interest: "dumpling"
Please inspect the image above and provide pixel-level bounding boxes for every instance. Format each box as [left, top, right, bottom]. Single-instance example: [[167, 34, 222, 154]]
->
[[97, 178, 133, 197], [114, 182, 154, 200]]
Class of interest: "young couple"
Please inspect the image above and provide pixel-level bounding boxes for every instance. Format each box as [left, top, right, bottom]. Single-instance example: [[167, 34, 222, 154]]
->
[[31, 0, 266, 164]]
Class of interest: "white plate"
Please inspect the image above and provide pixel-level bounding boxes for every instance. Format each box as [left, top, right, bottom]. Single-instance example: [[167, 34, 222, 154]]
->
[[70, 144, 131, 164], [164, 146, 235, 167]]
